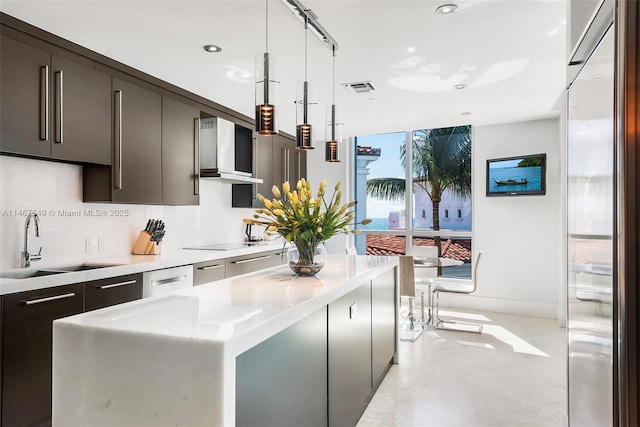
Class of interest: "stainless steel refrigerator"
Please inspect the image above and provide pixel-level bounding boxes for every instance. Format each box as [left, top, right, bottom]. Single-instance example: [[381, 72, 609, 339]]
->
[[566, 2, 615, 425]]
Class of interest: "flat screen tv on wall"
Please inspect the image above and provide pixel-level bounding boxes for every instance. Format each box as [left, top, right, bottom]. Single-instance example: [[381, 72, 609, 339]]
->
[[486, 153, 546, 197]]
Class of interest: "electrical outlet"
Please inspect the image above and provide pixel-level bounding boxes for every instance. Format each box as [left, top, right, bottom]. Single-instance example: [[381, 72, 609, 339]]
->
[[98, 237, 105, 252], [85, 237, 99, 253]]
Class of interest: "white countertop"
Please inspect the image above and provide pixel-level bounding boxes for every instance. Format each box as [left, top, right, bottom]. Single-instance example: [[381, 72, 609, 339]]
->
[[55, 255, 396, 354], [52, 255, 398, 426], [0, 241, 286, 295]]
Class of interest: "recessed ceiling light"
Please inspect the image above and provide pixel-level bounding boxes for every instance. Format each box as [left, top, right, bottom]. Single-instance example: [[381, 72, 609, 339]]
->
[[203, 44, 222, 53], [461, 111, 472, 115], [454, 84, 467, 90], [435, 4, 458, 15]]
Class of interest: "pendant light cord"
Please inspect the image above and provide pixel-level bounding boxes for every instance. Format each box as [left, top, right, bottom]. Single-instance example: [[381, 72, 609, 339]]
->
[[265, 0, 269, 53], [332, 46, 336, 105], [304, 15, 308, 81]]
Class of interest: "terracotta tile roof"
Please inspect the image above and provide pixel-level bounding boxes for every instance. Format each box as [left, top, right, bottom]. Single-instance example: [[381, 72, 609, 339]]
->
[[365, 234, 472, 263], [356, 145, 381, 156]]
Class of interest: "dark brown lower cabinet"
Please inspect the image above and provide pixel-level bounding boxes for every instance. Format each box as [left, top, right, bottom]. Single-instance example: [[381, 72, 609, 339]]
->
[[371, 269, 396, 386], [236, 307, 328, 427], [85, 273, 142, 311], [1, 284, 84, 427], [236, 272, 396, 427], [328, 283, 373, 427], [1, 274, 142, 426]]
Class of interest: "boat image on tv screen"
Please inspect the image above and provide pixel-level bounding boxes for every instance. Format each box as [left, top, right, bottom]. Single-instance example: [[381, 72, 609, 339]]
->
[[486, 153, 546, 196]]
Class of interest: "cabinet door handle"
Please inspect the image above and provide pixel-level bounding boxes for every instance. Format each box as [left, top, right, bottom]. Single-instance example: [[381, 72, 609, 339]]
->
[[297, 151, 302, 181], [39, 65, 49, 141], [114, 90, 123, 189], [23, 292, 75, 306], [198, 264, 223, 271], [231, 255, 271, 265], [281, 146, 287, 183], [194, 118, 200, 196], [286, 148, 290, 182], [54, 70, 64, 143], [252, 136, 258, 200], [98, 279, 136, 290], [151, 275, 187, 287]]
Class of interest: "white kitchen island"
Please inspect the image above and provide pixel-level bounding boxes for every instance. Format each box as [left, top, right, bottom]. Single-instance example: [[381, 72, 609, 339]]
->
[[52, 255, 398, 427]]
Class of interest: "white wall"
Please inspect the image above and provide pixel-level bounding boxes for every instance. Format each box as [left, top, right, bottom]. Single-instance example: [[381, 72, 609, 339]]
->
[[468, 118, 563, 318], [306, 137, 351, 254], [0, 156, 256, 270]]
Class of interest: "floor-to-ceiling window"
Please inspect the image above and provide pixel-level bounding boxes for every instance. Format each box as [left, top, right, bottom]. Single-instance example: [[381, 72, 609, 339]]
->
[[354, 125, 472, 279]]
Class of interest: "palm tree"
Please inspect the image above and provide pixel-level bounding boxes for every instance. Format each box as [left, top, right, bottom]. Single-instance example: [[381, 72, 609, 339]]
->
[[366, 126, 472, 256]]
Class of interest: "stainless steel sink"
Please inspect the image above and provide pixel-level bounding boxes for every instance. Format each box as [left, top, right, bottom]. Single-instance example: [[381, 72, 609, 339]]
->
[[0, 269, 66, 279], [0, 263, 118, 279], [46, 264, 117, 272]]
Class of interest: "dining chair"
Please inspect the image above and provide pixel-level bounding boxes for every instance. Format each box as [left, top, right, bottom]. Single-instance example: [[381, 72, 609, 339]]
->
[[409, 245, 438, 323], [429, 250, 483, 333], [398, 255, 424, 341]]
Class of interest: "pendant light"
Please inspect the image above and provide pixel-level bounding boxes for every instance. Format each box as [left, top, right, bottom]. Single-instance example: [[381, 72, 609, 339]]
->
[[296, 15, 315, 149], [325, 46, 340, 162], [255, 0, 278, 135]]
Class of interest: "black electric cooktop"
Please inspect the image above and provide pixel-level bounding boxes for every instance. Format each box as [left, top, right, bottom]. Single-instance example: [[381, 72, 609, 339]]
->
[[183, 242, 263, 251]]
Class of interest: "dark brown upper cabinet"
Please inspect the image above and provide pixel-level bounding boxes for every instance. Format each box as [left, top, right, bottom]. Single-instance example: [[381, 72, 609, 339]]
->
[[232, 133, 305, 208], [162, 96, 200, 205], [0, 33, 111, 164], [84, 77, 162, 204]]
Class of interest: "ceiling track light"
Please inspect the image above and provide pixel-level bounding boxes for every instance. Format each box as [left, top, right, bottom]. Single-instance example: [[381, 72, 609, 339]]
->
[[255, 0, 279, 135], [281, 0, 338, 52], [296, 15, 314, 150], [325, 46, 340, 162]]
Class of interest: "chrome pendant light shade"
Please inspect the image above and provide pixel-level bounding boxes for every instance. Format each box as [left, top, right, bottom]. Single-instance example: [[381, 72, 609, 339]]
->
[[325, 106, 340, 162], [296, 16, 315, 150], [325, 46, 340, 162], [255, 0, 278, 135]]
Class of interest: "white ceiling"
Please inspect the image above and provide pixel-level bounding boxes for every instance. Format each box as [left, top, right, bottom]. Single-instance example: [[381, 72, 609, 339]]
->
[[1, 0, 568, 138]]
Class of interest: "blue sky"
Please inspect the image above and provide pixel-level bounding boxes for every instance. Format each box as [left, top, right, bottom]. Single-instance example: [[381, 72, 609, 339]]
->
[[356, 131, 407, 218], [489, 159, 520, 169], [356, 132, 407, 179]]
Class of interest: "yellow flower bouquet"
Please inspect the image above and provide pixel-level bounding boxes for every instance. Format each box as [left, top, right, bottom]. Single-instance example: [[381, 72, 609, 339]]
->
[[244, 178, 370, 275]]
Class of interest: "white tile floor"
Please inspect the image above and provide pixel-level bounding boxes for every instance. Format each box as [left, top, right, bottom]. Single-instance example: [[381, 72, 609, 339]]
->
[[357, 308, 568, 427]]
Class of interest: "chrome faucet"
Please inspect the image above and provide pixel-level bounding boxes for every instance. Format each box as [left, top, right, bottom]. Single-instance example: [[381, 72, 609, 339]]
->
[[21, 212, 42, 268]]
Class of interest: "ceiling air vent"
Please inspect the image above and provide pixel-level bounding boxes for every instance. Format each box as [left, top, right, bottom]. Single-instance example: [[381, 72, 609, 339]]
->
[[343, 81, 375, 94]]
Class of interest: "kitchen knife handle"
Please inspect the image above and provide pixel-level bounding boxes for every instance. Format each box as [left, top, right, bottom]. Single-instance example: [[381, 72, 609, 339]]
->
[[39, 65, 49, 141], [114, 90, 123, 189], [194, 118, 200, 195], [54, 70, 63, 143]]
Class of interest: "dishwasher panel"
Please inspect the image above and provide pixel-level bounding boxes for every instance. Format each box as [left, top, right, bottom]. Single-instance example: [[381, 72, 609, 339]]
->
[[142, 265, 193, 298]]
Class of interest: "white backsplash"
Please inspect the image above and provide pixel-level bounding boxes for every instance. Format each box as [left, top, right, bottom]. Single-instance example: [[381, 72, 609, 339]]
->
[[0, 156, 257, 270]]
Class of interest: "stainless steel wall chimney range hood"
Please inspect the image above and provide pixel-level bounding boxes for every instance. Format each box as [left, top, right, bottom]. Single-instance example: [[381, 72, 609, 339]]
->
[[200, 117, 263, 184]]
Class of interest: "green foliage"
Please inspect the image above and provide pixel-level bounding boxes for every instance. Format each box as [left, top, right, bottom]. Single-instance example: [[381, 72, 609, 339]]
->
[[517, 157, 543, 167]]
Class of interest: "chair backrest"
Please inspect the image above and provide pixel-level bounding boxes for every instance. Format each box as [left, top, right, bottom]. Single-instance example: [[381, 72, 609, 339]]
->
[[345, 247, 358, 255], [409, 246, 438, 280], [398, 255, 416, 297], [471, 250, 483, 292]]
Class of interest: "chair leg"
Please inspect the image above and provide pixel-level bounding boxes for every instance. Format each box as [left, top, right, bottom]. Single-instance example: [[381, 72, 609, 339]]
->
[[432, 290, 483, 334]]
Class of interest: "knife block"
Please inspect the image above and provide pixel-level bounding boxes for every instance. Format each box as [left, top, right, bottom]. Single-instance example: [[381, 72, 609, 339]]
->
[[132, 231, 161, 255]]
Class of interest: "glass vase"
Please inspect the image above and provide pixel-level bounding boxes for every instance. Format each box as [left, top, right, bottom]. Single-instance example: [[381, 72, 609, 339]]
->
[[287, 241, 327, 276]]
